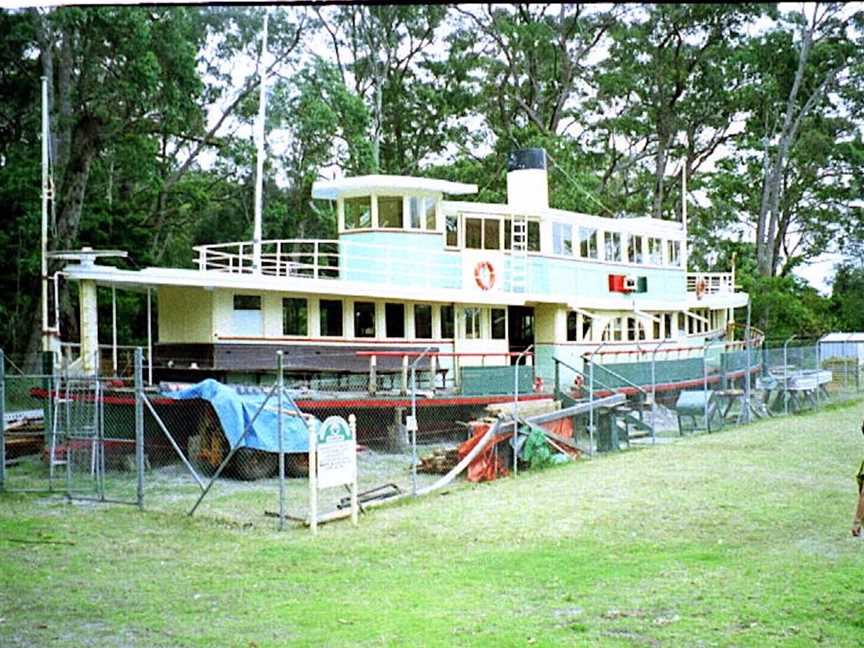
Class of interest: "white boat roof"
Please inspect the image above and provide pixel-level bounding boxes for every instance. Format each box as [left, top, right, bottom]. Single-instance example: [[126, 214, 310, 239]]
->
[[312, 175, 478, 200], [819, 332, 864, 342]]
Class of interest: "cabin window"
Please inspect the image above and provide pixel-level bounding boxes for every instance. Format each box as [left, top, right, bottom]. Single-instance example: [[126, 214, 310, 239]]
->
[[578, 227, 598, 259], [653, 317, 661, 340], [566, 312, 578, 342], [354, 301, 376, 338], [602, 318, 623, 342], [491, 308, 507, 339], [441, 305, 455, 338], [465, 217, 482, 249], [626, 317, 646, 341], [319, 299, 343, 337], [582, 315, 593, 341], [484, 219, 501, 250], [344, 197, 372, 230], [378, 196, 403, 228], [648, 237, 663, 265], [664, 313, 673, 339], [604, 232, 622, 262], [463, 307, 481, 339], [414, 304, 432, 339], [385, 303, 405, 338], [667, 240, 681, 267], [553, 223, 573, 256], [446, 216, 458, 247], [527, 221, 540, 252], [232, 295, 262, 336], [282, 298, 307, 336], [628, 236, 644, 265]]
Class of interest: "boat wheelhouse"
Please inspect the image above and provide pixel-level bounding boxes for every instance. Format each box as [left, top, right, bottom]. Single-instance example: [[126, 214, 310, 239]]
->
[[58, 148, 749, 395]]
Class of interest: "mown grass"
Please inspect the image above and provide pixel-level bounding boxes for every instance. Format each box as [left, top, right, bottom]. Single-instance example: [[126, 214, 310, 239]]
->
[[2, 399, 863, 647]]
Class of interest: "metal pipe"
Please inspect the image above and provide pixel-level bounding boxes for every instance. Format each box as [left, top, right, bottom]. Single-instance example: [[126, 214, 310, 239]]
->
[[277, 351, 285, 531], [41, 76, 49, 353], [134, 348, 144, 509], [409, 345, 433, 496], [111, 286, 117, 376], [512, 344, 534, 477], [586, 342, 605, 457], [783, 334, 796, 416], [146, 288, 153, 386], [703, 337, 710, 432], [743, 301, 752, 424], [252, 11, 270, 272]]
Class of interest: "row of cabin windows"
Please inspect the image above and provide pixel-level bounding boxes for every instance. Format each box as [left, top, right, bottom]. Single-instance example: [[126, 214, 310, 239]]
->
[[445, 215, 541, 252], [552, 224, 682, 267], [233, 295, 505, 340], [564, 310, 724, 343], [343, 195, 438, 231]]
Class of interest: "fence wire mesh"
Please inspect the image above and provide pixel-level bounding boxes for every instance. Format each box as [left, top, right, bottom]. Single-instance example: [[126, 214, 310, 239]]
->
[[2, 343, 862, 530]]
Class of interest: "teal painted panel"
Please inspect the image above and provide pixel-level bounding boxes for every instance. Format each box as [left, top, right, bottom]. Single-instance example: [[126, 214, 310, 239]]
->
[[340, 231, 462, 289], [528, 256, 686, 300], [461, 365, 533, 396]]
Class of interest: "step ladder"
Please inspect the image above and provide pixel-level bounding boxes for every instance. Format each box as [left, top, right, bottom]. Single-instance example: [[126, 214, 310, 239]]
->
[[47, 382, 70, 480], [510, 215, 528, 293]]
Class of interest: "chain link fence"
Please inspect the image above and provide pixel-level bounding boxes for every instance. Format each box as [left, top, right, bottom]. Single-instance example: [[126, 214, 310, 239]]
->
[[2, 341, 862, 530]]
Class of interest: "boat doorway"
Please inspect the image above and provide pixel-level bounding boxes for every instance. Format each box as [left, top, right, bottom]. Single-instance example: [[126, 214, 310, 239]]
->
[[507, 305, 534, 364]]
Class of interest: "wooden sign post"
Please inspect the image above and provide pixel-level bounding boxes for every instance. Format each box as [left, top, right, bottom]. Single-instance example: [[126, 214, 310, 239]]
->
[[308, 414, 358, 534]]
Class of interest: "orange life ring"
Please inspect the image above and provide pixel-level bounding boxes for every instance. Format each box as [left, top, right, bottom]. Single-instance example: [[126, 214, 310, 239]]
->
[[534, 376, 544, 393], [573, 374, 584, 389], [695, 278, 707, 300], [474, 261, 496, 290]]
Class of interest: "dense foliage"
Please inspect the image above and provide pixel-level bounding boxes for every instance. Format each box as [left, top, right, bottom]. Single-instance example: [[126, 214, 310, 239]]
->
[[1, 4, 862, 362]]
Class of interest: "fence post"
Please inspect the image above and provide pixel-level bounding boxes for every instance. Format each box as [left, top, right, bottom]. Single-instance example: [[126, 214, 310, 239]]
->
[[277, 351, 285, 531], [134, 347, 144, 509], [743, 301, 752, 424], [783, 335, 795, 416], [410, 364, 418, 496], [0, 349, 5, 492], [703, 339, 709, 432]]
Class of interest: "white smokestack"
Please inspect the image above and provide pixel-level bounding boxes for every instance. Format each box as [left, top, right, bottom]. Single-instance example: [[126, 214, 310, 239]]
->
[[506, 148, 548, 212]]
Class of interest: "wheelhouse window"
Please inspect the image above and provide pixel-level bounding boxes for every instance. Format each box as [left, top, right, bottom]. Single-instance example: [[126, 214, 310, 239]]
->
[[602, 318, 623, 342], [605, 232, 622, 262], [441, 305, 455, 338], [578, 227, 598, 259], [648, 237, 663, 265], [582, 314, 593, 340], [408, 197, 424, 229], [282, 297, 307, 336], [344, 196, 372, 230], [414, 304, 432, 339], [628, 235, 644, 265], [626, 317, 646, 341], [354, 301, 376, 338], [319, 299, 343, 337], [667, 240, 681, 267], [378, 196, 403, 228], [385, 303, 405, 338], [424, 197, 437, 229], [491, 308, 507, 339], [553, 222, 573, 256], [463, 307, 481, 339]]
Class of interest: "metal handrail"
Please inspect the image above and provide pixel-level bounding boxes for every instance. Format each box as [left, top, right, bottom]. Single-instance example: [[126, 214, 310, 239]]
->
[[552, 356, 616, 395]]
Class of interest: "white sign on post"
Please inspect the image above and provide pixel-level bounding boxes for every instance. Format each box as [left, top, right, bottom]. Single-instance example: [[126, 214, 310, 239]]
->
[[308, 415, 358, 534]]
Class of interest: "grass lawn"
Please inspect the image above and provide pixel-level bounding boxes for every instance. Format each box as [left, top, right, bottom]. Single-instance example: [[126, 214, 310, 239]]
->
[[2, 400, 863, 647]]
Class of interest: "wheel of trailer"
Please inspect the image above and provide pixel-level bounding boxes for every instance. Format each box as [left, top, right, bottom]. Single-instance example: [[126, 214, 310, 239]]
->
[[231, 448, 278, 481]]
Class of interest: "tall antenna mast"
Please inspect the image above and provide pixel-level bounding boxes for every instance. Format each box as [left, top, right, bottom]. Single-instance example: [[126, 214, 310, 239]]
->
[[252, 10, 270, 273], [41, 76, 50, 352]]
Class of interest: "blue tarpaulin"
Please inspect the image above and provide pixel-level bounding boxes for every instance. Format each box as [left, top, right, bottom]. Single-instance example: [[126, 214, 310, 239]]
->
[[163, 379, 315, 453]]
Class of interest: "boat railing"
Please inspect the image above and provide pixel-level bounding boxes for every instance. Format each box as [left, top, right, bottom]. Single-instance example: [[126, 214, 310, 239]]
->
[[686, 272, 734, 295], [193, 238, 467, 288]]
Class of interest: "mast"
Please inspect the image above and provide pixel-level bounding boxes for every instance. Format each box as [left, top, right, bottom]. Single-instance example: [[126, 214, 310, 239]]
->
[[252, 10, 269, 273], [41, 76, 50, 352], [681, 161, 688, 270]]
